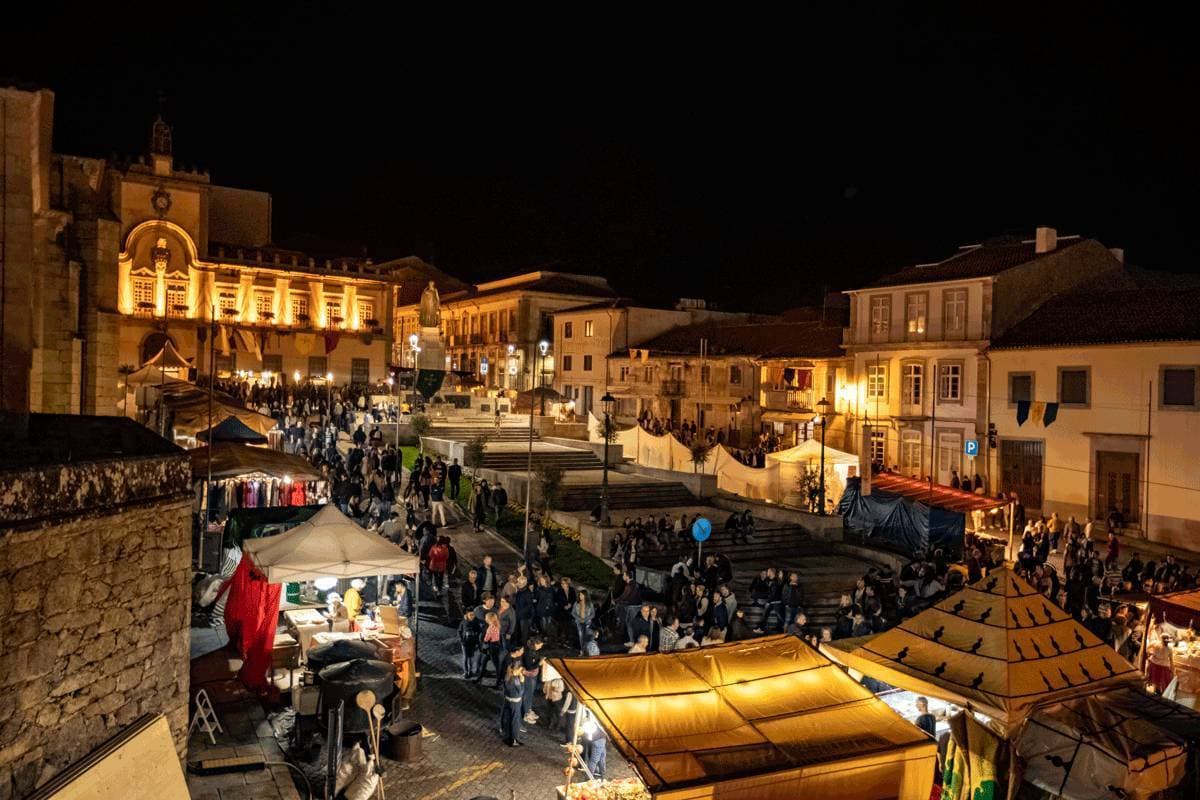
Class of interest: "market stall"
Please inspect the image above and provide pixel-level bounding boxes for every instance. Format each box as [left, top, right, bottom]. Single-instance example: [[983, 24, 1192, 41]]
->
[[196, 415, 270, 444], [548, 635, 937, 800], [1144, 588, 1200, 703], [190, 442, 324, 521], [821, 566, 1142, 737], [767, 439, 858, 509], [1015, 685, 1200, 800]]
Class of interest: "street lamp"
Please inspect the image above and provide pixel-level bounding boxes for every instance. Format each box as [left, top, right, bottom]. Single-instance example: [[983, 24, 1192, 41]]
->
[[815, 397, 830, 515], [387, 374, 400, 450], [326, 371, 334, 425], [538, 339, 549, 415], [600, 392, 615, 526], [293, 369, 301, 385]]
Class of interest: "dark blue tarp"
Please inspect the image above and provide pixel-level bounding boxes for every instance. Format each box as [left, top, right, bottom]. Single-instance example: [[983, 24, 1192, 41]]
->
[[836, 477, 964, 560]]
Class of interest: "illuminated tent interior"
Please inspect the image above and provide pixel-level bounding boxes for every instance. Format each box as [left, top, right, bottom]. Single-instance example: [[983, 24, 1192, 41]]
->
[[189, 442, 321, 482], [822, 566, 1141, 736], [548, 635, 936, 800]]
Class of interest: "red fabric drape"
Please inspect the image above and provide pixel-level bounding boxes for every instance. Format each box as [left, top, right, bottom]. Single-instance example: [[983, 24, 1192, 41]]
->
[[223, 555, 282, 694]]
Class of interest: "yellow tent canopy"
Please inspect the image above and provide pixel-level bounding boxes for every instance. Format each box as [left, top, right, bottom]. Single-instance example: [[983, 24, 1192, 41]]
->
[[548, 635, 936, 800], [822, 566, 1141, 736]]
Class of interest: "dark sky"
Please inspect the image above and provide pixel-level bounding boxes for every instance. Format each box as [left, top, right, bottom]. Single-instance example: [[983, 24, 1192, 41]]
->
[[5, 7, 1196, 311]]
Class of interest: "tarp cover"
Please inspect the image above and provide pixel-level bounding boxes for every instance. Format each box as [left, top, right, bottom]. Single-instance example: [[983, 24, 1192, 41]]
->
[[870, 472, 1004, 513], [837, 477, 965, 559], [548, 635, 936, 800], [244, 504, 418, 582], [189, 443, 321, 481], [822, 567, 1141, 736], [196, 416, 269, 444], [1016, 685, 1200, 800]]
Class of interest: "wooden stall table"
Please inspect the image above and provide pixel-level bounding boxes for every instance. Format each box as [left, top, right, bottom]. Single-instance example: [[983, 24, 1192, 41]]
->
[[284, 608, 350, 658], [271, 632, 300, 689]]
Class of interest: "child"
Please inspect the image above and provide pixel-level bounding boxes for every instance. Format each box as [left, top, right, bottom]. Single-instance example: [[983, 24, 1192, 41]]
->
[[458, 609, 481, 679]]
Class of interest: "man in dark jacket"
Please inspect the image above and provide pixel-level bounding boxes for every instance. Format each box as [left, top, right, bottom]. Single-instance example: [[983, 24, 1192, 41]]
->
[[476, 555, 500, 596], [628, 604, 657, 650], [448, 458, 463, 499], [514, 581, 537, 647], [491, 484, 509, 523], [458, 609, 482, 678]]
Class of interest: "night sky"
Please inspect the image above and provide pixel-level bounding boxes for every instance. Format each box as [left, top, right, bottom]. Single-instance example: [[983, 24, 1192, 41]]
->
[[4, 7, 1196, 311]]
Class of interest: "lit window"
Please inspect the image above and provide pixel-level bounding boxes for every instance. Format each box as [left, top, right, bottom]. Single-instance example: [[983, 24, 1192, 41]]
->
[[325, 300, 343, 326], [358, 299, 375, 324], [643, 365, 654, 382], [584, 320, 594, 337], [218, 290, 238, 317], [869, 430, 886, 464], [905, 293, 926, 337], [291, 295, 310, 323], [255, 291, 275, 318], [943, 289, 967, 337], [133, 277, 155, 314], [167, 282, 187, 317], [867, 363, 888, 399], [938, 362, 962, 402], [902, 363, 923, 406]]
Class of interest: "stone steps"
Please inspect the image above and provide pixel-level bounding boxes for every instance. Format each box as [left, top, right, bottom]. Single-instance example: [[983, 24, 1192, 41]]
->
[[558, 482, 697, 511], [481, 451, 604, 471], [428, 425, 536, 443]]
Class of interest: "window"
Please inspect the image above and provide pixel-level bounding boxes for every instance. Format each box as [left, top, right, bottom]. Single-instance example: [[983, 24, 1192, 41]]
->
[[1009, 372, 1034, 405], [901, 431, 923, 474], [826, 370, 836, 398], [583, 355, 593, 371], [357, 299, 375, 325], [643, 365, 654, 382], [133, 277, 155, 313], [938, 361, 963, 403], [325, 299, 343, 326], [291, 294, 310, 323], [619, 365, 630, 382], [351, 358, 371, 384], [166, 282, 188, 317], [1161, 367, 1198, 408], [729, 365, 743, 385], [869, 429, 886, 465], [1058, 367, 1090, 406], [870, 296, 891, 340], [218, 290, 238, 316], [255, 291, 274, 318], [943, 289, 967, 338], [901, 362, 923, 407], [905, 293, 927, 338], [700, 365, 711, 384], [308, 356, 328, 377], [867, 363, 888, 399], [562, 355, 573, 371], [584, 320, 594, 337], [261, 354, 283, 375], [564, 321, 574, 339]]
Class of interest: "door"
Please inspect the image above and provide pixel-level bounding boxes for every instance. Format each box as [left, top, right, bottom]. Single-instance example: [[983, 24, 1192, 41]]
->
[[936, 430, 963, 486], [1095, 451, 1140, 525], [1001, 439, 1043, 510], [581, 385, 593, 417]]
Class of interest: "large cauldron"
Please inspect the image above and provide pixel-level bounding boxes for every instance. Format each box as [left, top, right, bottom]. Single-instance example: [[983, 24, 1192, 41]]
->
[[318, 658, 395, 733], [307, 640, 380, 680]]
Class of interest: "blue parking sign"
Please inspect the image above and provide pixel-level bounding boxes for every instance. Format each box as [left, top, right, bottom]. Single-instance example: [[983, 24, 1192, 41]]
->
[[964, 439, 979, 457], [691, 517, 712, 542]]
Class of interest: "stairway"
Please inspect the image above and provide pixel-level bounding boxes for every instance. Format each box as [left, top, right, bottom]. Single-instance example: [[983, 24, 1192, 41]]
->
[[558, 481, 697, 511], [481, 450, 604, 471], [426, 424, 537, 443]]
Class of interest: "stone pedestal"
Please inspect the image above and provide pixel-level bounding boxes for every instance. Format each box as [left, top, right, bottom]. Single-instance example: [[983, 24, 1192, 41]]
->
[[416, 326, 445, 371]]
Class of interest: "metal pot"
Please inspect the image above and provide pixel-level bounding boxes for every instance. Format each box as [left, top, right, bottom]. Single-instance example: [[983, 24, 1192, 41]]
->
[[317, 658, 395, 734]]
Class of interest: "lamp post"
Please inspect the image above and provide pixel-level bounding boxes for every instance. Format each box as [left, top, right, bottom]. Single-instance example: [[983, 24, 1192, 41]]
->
[[600, 392, 615, 526], [523, 339, 551, 558], [538, 339, 549, 414], [326, 371, 334, 427], [387, 375, 399, 450], [815, 397, 830, 515]]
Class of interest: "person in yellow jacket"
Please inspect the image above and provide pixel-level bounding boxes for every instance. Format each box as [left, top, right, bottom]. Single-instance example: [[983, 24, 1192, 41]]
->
[[343, 578, 366, 627]]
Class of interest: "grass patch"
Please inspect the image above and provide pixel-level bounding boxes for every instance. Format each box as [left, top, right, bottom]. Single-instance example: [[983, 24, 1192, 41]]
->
[[400, 446, 420, 471], [453, 494, 614, 589]]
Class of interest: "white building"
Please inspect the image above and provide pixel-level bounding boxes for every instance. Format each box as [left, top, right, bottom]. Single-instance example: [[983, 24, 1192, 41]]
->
[[843, 228, 1124, 487], [987, 270, 1200, 550]]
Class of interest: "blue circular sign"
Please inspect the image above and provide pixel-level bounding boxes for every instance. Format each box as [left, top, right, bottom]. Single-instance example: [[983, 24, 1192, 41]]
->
[[691, 517, 712, 542]]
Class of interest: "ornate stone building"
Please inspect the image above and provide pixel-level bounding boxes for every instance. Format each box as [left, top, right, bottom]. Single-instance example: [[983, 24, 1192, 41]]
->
[[2, 85, 409, 419]]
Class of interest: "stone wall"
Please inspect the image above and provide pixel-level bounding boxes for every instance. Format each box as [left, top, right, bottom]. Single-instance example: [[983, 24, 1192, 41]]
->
[[0, 420, 192, 800]]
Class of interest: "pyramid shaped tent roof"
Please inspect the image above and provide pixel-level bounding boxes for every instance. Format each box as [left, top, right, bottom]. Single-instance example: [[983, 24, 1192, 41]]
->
[[822, 566, 1140, 735], [142, 339, 193, 370], [197, 415, 269, 444]]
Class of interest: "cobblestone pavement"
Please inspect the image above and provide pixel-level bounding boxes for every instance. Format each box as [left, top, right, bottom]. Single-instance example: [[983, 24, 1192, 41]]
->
[[381, 507, 635, 800], [186, 701, 302, 800]]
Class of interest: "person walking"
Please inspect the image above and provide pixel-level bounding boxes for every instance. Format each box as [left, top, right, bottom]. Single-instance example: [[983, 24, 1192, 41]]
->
[[477, 610, 503, 687], [500, 661, 525, 746], [472, 483, 486, 532], [429, 478, 448, 526], [521, 636, 545, 725], [448, 458, 463, 499], [427, 537, 450, 595], [491, 483, 509, 525]]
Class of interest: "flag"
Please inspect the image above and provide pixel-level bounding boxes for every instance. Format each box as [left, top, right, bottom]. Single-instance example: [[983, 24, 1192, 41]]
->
[[218, 325, 231, 356], [237, 329, 261, 361], [1029, 401, 1046, 426], [1015, 400, 1030, 426], [324, 331, 340, 355], [1042, 402, 1059, 427]]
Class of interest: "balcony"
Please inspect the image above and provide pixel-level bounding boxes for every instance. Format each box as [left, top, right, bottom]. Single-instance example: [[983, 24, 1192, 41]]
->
[[661, 379, 685, 396], [762, 387, 815, 411]]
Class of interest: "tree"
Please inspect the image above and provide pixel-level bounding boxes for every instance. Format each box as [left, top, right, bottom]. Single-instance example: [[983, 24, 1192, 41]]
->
[[535, 465, 564, 517], [689, 440, 713, 474], [464, 434, 487, 488], [117, 364, 136, 418], [410, 413, 432, 453]]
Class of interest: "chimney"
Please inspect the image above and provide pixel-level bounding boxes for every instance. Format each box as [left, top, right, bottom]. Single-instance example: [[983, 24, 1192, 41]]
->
[[1109, 247, 1125, 264], [1034, 226, 1057, 254]]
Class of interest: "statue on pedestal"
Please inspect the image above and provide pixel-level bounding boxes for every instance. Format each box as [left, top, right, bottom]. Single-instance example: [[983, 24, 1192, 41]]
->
[[418, 281, 441, 329]]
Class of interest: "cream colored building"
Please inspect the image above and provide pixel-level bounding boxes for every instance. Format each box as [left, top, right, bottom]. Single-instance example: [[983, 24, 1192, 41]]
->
[[552, 298, 734, 417], [987, 272, 1200, 550], [0, 86, 410, 418], [393, 271, 617, 392], [843, 228, 1124, 487]]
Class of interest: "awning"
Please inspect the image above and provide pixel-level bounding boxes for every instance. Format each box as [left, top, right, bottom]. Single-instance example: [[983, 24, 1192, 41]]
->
[[244, 504, 419, 582], [189, 442, 321, 481], [1016, 685, 1200, 799], [196, 416, 269, 445], [142, 340, 193, 370], [548, 635, 936, 799], [1148, 588, 1200, 628], [870, 472, 1005, 513], [761, 410, 815, 423], [821, 566, 1141, 736]]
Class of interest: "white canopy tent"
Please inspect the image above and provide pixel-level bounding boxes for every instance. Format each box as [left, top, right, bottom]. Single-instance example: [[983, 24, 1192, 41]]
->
[[244, 504, 419, 582]]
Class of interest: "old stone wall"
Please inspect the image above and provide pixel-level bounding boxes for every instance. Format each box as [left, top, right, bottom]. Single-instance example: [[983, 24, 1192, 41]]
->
[[0, 490, 192, 799]]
